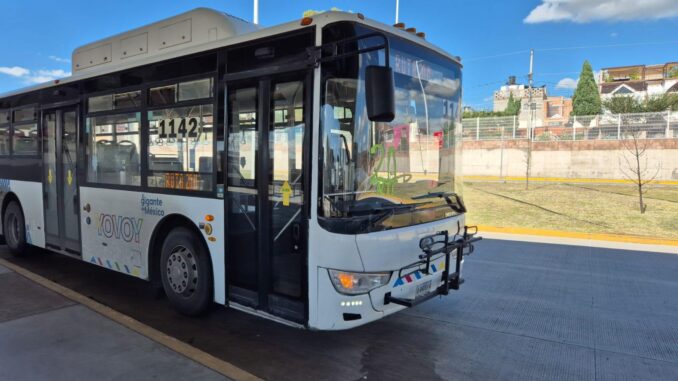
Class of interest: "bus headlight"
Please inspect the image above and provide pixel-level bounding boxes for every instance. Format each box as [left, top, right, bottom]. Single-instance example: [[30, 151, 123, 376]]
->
[[328, 270, 391, 295]]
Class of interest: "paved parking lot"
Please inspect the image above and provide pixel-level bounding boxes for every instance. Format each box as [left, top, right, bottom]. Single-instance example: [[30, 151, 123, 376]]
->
[[2, 239, 677, 381]]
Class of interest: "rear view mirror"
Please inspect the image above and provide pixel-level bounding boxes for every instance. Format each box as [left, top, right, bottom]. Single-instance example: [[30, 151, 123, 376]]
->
[[365, 66, 395, 122]]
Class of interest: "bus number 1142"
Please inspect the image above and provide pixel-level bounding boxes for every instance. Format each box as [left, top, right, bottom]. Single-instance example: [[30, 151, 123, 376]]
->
[[158, 117, 199, 138]]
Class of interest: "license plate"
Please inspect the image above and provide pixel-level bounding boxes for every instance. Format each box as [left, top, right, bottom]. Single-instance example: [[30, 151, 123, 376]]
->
[[416, 280, 432, 298]]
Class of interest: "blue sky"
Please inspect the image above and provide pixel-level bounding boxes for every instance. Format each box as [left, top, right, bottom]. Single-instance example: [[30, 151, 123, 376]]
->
[[1, 0, 677, 109]]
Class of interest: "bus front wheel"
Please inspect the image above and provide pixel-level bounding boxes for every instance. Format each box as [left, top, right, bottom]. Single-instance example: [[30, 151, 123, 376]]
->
[[4, 201, 28, 256], [160, 227, 212, 316]]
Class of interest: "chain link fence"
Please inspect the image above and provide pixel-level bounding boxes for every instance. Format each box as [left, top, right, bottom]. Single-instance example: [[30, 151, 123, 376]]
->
[[462, 111, 678, 141]]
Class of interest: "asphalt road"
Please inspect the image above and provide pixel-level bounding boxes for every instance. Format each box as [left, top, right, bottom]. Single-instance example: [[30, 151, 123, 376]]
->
[[2, 239, 677, 381]]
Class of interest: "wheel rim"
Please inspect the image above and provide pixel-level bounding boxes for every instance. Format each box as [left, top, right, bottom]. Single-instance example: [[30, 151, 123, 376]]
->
[[166, 245, 198, 296]]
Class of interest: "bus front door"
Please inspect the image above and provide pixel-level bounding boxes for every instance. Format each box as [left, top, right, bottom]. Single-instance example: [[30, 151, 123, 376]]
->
[[42, 107, 81, 254], [226, 71, 310, 324]]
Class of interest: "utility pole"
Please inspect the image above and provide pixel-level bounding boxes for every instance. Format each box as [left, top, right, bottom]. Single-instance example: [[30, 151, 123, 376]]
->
[[525, 48, 534, 190], [395, 0, 400, 24], [253, 0, 259, 25]]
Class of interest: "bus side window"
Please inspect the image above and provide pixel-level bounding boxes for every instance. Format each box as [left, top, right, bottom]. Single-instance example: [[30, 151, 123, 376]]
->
[[86, 112, 142, 186], [0, 126, 9, 156], [12, 123, 39, 156]]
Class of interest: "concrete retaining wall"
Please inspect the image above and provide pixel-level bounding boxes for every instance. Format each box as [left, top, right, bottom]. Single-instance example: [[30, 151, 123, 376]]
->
[[462, 140, 678, 181]]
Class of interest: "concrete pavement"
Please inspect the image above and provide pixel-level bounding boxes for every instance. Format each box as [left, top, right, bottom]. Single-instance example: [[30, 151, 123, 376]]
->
[[0, 262, 230, 381]]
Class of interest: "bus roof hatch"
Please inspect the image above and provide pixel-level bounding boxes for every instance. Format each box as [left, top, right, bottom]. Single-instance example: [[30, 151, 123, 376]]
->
[[71, 8, 259, 73]]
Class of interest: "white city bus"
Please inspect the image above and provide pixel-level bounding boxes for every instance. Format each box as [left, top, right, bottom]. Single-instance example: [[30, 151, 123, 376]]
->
[[0, 8, 479, 330]]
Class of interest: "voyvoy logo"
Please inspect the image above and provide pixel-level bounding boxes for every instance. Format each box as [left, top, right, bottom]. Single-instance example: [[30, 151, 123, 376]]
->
[[97, 214, 143, 243], [141, 194, 165, 216]]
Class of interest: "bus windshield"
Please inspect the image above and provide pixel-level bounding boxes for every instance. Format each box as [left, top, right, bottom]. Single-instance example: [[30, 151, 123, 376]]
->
[[320, 28, 463, 234]]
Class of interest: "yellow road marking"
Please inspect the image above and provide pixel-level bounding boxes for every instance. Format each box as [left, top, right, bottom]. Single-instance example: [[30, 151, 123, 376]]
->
[[477, 225, 678, 247], [465, 175, 678, 186], [0, 257, 262, 381]]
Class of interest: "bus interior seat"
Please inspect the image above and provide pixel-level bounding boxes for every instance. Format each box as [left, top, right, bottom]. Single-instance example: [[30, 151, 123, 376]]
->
[[14, 137, 37, 154], [96, 140, 140, 181]]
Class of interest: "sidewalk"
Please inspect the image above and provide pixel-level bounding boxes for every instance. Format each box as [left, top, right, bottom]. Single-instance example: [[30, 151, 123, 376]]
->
[[0, 261, 230, 381]]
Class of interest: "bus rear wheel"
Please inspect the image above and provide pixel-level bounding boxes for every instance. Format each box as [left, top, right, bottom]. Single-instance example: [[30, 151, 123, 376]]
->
[[160, 227, 212, 316], [4, 201, 28, 256]]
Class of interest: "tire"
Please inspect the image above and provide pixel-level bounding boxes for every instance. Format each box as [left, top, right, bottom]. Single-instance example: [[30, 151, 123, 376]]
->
[[160, 227, 213, 316], [3, 201, 28, 256]]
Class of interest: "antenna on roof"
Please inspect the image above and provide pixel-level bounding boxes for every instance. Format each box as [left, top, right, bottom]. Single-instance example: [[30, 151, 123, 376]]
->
[[395, 0, 400, 24], [253, 0, 259, 24]]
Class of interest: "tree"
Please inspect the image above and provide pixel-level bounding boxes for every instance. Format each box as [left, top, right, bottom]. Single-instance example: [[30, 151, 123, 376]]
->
[[604, 93, 678, 114], [603, 96, 642, 114], [668, 65, 678, 79], [644, 93, 678, 112], [462, 94, 521, 119], [619, 124, 661, 214], [572, 60, 602, 116], [462, 110, 504, 118], [505, 93, 522, 116]]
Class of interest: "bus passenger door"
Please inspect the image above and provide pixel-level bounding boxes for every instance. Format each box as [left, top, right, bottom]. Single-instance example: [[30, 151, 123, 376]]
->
[[226, 71, 309, 324], [267, 76, 308, 321], [42, 107, 81, 254]]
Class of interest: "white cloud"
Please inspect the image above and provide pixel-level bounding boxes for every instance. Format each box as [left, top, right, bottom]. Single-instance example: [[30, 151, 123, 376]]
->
[[0, 66, 30, 77], [524, 0, 678, 23], [25, 69, 71, 84], [38, 69, 69, 77], [48, 55, 70, 63], [26, 76, 55, 84], [556, 77, 578, 89], [0, 66, 70, 84]]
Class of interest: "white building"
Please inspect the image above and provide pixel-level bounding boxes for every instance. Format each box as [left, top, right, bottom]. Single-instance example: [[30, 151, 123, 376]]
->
[[493, 79, 548, 127]]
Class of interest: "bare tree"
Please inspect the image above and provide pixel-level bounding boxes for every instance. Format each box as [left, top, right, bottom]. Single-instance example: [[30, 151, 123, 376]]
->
[[619, 122, 661, 214], [524, 127, 532, 190]]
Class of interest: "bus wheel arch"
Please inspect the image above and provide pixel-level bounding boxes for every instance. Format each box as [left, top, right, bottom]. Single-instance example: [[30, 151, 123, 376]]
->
[[1, 192, 21, 223], [2, 193, 27, 255], [148, 214, 213, 314]]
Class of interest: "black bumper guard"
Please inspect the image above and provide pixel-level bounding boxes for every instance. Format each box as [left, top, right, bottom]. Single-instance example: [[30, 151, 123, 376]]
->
[[384, 226, 482, 308]]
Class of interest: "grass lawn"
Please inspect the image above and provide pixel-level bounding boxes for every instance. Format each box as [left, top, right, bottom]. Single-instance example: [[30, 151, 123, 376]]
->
[[463, 181, 678, 240]]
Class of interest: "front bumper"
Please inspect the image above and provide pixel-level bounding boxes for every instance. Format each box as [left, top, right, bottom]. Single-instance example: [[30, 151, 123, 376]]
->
[[311, 226, 481, 330], [383, 227, 482, 308]]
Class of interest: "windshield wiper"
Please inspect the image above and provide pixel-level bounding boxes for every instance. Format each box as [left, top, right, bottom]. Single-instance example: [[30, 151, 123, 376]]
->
[[411, 191, 467, 213], [360, 204, 420, 226], [345, 203, 418, 217]]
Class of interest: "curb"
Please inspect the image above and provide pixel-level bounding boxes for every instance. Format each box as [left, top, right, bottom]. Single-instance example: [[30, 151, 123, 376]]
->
[[477, 225, 678, 248], [464, 176, 678, 186]]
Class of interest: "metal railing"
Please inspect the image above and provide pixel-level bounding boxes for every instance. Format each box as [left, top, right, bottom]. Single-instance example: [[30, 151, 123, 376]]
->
[[462, 111, 678, 141]]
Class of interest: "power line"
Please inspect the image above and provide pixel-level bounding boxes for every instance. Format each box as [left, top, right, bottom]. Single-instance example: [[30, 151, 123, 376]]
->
[[533, 71, 580, 76], [464, 40, 678, 62], [536, 40, 678, 52], [467, 80, 507, 88], [464, 50, 531, 62]]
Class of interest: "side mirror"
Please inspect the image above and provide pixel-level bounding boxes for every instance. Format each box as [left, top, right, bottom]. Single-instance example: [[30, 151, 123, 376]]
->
[[365, 66, 395, 122]]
